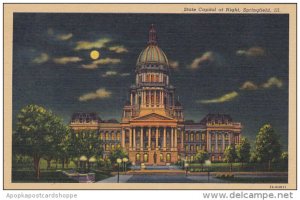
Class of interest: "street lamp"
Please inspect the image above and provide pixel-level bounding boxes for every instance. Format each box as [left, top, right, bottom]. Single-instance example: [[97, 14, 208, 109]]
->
[[116, 158, 122, 183], [205, 160, 211, 183], [184, 162, 189, 177], [122, 157, 128, 173]]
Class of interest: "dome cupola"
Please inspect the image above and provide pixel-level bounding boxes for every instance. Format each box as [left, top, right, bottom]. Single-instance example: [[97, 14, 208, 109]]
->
[[136, 24, 169, 69]]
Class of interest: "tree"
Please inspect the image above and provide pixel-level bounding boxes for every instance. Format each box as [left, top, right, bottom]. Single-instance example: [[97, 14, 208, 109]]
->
[[109, 147, 128, 165], [195, 150, 209, 171], [69, 130, 103, 172], [236, 137, 251, 167], [14, 104, 67, 179], [223, 144, 237, 172], [255, 124, 281, 171], [281, 151, 288, 163]]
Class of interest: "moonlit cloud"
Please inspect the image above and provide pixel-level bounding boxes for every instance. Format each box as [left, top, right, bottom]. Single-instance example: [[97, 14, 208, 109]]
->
[[120, 73, 130, 76], [236, 47, 265, 57], [108, 45, 128, 53], [189, 51, 214, 69], [240, 81, 258, 90], [262, 77, 283, 89], [32, 53, 49, 64], [53, 57, 82, 64], [198, 91, 239, 104], [169, 60, 179, 70], [74, 38, 111, 50], [56, 33, 73, 41], [79, 88, 112, 101], [81, 58, 121, 69], [102, 70, 118, 77]]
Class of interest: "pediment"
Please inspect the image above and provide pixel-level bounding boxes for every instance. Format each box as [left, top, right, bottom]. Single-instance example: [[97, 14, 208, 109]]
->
[[133, 113, 174, 121]]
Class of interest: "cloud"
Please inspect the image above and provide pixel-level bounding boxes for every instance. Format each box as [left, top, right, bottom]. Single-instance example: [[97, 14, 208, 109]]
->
[[189, 51, 214, 69], [120, 73, 130, 77], [56, 33, 73, 41], [75, 38, 111, 50], [236, 47, 265, 57], [169, 60, 179, 70], [32, 53, 50, 64], [261, 77, 283, 89], [198, 91, 239, 104], [102, 70, 118, 77], [53, 57, 83, 64], [108, 45, 128, 53], [81, 58, 121, 69], [240, 81, 258, 90], [79, 88, 112, 102]]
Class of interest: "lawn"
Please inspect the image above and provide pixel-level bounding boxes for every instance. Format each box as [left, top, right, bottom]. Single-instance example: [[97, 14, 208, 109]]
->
[[189, 162, 287, 172], [12, 170, 78, 183]]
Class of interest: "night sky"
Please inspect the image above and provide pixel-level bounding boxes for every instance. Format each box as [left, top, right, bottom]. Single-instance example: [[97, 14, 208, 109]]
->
[[13, 13, 289, 149]]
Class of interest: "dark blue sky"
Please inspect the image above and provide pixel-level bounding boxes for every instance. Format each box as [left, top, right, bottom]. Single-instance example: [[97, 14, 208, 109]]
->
[[13, 13, 289, 149]]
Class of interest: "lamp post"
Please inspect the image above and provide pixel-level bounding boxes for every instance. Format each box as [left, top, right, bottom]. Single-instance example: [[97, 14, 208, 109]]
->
[[122, 157, 128, 174], [184, 162, 189, 177], [205, 160, 211, 183], [116, 158, 122, 183]]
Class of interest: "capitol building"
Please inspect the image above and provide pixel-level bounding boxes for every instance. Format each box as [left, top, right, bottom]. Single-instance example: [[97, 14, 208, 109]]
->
[[70, 25, 242, 165]]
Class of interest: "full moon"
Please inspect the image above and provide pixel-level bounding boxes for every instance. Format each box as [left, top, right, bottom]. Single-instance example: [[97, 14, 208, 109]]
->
[[90, 50, 100, 60]]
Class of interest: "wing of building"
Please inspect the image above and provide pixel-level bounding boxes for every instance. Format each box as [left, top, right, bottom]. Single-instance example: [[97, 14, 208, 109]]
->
[[70, 25, 242, 165]]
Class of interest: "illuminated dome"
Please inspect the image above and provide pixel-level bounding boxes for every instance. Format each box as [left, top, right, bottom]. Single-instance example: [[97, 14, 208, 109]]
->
[[136, 24, 169, 68], [137, 45, 168, 66]]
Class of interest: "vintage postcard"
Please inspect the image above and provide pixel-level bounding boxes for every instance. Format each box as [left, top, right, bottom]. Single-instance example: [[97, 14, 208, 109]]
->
[[3, 4, 296, 190]]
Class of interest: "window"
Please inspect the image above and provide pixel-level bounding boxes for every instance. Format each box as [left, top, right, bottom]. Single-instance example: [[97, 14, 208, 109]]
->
[[117, 143, 121, 148], [160, 153, 164, 162], [218, 145, 222, 152], [146, 74, 150, 82], [196, 133, 199, 141], [111, 144, 115, 150], [211, 145, 215, 152], [99, 133, 103, 140], [151, 74, 154, 82], [185, 133, 189, 141], [218, 134, 222, 140], [225, 134, 229, 141], [105, 144, 110, 151], [156, 91, 160, 105], [155, 74, 159, 82], [191, 145, 194, 151], [105, 133, 109, 140], [202, 133, 206, 140], [166, 153, 171, 162], [190, 133, 194, 142], [191, 155, 194, 161], [144, 154, 148, 162], [185, 145, 189, 151], [112, 133, 115, 140], [117, 132, 121, 141], [211, 134, 215, 140], [196, 145, 199, 151], [211, 155, 215, 161], [136, 154, 140, 162]]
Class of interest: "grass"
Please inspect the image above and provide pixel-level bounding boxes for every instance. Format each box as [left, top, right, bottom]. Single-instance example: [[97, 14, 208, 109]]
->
[[189, 162, 288, 172], [12, 170, 78, 183]]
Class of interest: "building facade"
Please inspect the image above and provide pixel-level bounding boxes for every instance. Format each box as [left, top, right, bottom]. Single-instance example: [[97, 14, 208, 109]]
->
[[70, 25, 242, 165]]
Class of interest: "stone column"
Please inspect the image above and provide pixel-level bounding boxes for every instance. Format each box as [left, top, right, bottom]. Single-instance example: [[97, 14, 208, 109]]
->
[[154, 90, 156, 105], [207, 131, 210, 152], [175, 128, 178, 148], [129, 128, 132, 150], [215, 132, 218, 152], [163, 127, 166, 150], [121, 128, 125, 148], [181, 130, 184, 150], [148, 127, 151, 150], [171, 128, 174, 150], [155, 127, 159, 149], [133, 127, 136, 150], [222, 132, 225, 152], [229, 132, 232, 145], [140, 127, 144, 150]]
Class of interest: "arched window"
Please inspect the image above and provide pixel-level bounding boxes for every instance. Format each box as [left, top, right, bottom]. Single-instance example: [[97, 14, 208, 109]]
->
[[185, 133, 189, 141], [160, 153, 164, 162], [166, 153, 171, 162], [105, 144, 110, 151], [155, 74, 159, 82], [191, 133, 194, 142], [111, 133, 115, 140], [99, 132, 103, 140], [185, 145, 189, 151], [105, 132, 109, 140], [117, 132, 121, 141], [196, 145, 199, 151], [196, 133, 199, 141], [151, 74, 154, 82], [218, 134, 222, 140], [191, 155, 194, 161], [111, 144, 115, 150], [144, 154, 148, 162], [146, 74, 150, 82], [202, 133, 206, 140], [225, 134, 229, 141], [136, 154, 140, 162]]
